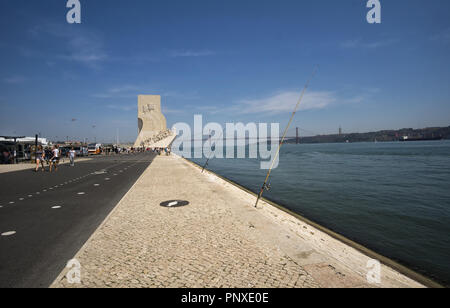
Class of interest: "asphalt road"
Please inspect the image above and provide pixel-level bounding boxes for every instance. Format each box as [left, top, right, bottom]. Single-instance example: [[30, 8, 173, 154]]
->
[[0, 152, 156, 288]]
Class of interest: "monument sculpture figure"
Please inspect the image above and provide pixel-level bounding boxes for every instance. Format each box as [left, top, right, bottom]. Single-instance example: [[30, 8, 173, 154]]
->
[[134, 95, 175, 148]]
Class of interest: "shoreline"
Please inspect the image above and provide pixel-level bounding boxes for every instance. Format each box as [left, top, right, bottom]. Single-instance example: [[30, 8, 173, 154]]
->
[[182, 156, 442, 288]]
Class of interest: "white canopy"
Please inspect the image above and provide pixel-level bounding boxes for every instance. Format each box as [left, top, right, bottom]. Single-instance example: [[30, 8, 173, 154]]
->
[[0, 137, 49, 145]]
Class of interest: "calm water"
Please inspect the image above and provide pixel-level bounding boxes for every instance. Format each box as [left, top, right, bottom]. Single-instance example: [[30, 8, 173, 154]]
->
[[182, 141, 450, 285]]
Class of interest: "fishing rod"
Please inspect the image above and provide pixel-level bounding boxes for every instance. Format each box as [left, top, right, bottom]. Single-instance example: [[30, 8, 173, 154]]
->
[[201, 130, 223, 173], [201, 130, 213, 172], [254, 67, 318, 208]]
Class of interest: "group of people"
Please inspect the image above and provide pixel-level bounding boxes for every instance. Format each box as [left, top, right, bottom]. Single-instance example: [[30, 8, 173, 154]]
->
[[153, 147, 171, 156], [104, 146, 124, 155], [1, 149, 17, 164], [35, 145, 76, 172]]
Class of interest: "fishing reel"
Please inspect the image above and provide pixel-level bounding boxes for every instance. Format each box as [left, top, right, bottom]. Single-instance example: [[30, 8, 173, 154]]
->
[[263, 183, 271, 191]]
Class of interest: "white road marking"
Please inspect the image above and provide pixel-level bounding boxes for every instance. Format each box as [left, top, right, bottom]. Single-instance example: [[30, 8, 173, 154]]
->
[[28, 195, 32, 197], [94, 184, 100, 187], [36, 192, 40, 195], [51, 206, 62, 209], [19, 198, 24, 201], [105, 178, 110, 181], [1, 231, 16, 236], [77, 192, 85, 195], [9, 202, 15, 204], [43, 190, 47, 192]]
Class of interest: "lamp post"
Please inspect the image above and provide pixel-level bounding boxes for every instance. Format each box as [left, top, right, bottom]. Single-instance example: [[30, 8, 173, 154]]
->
[[34, 134, 38, 163]]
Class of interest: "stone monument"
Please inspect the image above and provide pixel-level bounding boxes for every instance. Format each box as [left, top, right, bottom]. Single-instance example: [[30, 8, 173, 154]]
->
[[134, 95, 168, 148]]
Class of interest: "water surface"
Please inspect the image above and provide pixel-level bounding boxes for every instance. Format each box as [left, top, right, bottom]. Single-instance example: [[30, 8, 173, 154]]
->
[[181, 141, 450, 285]]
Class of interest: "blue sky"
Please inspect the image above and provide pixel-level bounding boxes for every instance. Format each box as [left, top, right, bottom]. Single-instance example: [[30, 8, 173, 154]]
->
[[1, 0, 449, 143]]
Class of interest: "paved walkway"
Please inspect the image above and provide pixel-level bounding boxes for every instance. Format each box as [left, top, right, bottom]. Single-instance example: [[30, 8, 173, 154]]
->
[[52, 155, 424, 288], [0, 158, 92, 174]]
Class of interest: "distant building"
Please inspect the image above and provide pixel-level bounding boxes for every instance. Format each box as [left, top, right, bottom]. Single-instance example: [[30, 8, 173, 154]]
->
[[339, 127, 342, 135], [0, 136, 50, 163], [0, 136, 49, 146]]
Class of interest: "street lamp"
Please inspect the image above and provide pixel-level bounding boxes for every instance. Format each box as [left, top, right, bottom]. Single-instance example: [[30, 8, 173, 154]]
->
[[92, 125, 96, 144]]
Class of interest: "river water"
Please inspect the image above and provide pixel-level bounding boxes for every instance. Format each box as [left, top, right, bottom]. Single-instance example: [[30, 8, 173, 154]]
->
[[180, 140, 450, 286]]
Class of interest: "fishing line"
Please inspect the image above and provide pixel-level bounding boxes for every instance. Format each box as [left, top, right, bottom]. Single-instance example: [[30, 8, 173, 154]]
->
[[254, 66, 318, 208], [201, 129, 224, 173]]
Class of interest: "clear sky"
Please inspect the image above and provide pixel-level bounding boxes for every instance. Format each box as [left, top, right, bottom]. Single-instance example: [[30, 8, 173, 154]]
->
[[1, 0, 449, 142]]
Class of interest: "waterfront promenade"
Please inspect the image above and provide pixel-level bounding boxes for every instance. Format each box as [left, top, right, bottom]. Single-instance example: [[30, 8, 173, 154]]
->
[[0, 157, 92, 174], [51, 154, 424, 288]]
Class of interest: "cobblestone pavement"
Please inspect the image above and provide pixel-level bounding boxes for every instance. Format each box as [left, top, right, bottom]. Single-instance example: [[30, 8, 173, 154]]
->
[[52, 155, 423, 288], [52, 155, 320, 288]]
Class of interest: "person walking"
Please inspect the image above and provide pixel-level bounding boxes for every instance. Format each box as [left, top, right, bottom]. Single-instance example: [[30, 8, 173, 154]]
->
[[69, 147, 76, 167], [35, 145, 45, 172], [3, 150, 10, 164], [49, 145, 60, 172], [44, 147, 51, 167]]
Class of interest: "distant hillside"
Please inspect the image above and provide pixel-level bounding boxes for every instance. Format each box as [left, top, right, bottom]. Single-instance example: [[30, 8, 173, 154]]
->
[[286, 126, 450, 144]]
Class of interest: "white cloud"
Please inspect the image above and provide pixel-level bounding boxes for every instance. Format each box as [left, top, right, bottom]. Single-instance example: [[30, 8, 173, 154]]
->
[[162, 107, 183, 114], [61, 53, 106, 64], [3, 76, 27, 84], [109, 85, 141, 94], [169, 50, 215, 57], [106, 104, 137, 111], [161, 90, 200, 100], [28, 23, 107, 68], [342, 95, 365, 104], [203, 88, 371, 117], [340, 38, 397, 49], [340, 39, 360, 49], [235, 90, 337, 114], [59, 33, 107, 66], [92, 84, 156, 99], [430, 28, 450, 44]]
